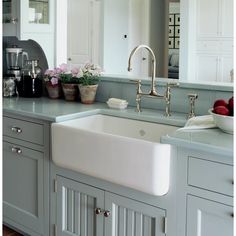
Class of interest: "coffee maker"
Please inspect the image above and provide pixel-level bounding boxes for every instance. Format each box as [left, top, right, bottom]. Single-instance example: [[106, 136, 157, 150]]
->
[[5, 46, 29, 80]]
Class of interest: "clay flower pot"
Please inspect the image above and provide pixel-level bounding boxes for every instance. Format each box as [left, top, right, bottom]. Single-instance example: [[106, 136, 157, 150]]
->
[[78, 84, 98, 104], [62, 83, 79, 101], [45, 81, 62, 99]]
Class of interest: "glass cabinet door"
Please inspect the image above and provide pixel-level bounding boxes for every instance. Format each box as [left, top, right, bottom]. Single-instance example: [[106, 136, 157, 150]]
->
[[28, 0, 49, 24]]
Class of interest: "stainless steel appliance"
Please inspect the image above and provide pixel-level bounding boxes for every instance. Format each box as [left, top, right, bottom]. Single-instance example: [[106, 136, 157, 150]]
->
[[6, 46, 29, 80]]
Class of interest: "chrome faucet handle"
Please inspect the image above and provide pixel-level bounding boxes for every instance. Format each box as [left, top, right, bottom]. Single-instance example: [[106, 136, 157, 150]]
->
[[129, 80, 142, 112], [164, 83, 179, 117], [188, 93, 198, 119], [129, 79, 142, 94]]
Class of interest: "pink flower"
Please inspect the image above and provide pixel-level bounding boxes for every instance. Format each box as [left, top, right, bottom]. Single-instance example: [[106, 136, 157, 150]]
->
[[71, 67, 80, 77], [51, 77, 59, 85], [59, 63, 68, 72]]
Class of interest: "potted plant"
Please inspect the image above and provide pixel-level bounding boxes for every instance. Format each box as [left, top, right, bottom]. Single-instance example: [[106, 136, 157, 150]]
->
[[78, 63, 102, 104], [59, 64, 81, 101], [44, 68, 62, 99]]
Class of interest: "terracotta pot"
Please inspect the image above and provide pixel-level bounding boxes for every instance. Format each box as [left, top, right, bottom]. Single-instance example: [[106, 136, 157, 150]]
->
[[45, 81, 62, 99], [78, 84, 98, 104], [62, 83, 79, 101]]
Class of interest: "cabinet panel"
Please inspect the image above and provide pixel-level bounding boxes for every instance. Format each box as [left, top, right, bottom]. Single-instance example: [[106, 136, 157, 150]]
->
[[3, 116, 44, 145], [195, 54, 219, 82], [188, 157, 233, 196], [196, 0, 219, 38], [219, 55, 233, 83], [186, 195, 233, 236], [220, 0, 233, 37], [56, 176, 104, 236], [3, 141, 44, 234], [105, 192, 166, 236]]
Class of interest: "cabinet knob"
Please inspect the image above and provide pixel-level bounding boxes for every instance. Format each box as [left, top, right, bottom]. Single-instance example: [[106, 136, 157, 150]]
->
[[68, 58, 72, 61], [95, 208, 102, 215], [104, 210, 110, 217], [231, 213, 234, 218], [11, 126, 22, 133], [11, 147, 22, 154]]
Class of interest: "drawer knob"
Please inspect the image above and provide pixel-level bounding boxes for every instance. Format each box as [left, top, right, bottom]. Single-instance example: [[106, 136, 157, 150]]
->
[[104, 210, 111, 217], [11, 126, 22, 133], [231, 213, 234, 218], [95, 208, 102, 215], [232, 180, 234, 185], [11, 147, 22, 154]]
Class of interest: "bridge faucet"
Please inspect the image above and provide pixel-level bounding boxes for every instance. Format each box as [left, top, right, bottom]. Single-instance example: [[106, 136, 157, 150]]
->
[[128, 44, 162, 97], [128, 45, 179, 116]]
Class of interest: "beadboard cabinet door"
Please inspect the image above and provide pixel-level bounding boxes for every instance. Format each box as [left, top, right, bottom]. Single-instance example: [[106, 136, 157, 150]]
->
[[3, 141, 44, 235], [56, 176, 105, 236], [104, 192, 167, 236], [186, 195, 233, 236]]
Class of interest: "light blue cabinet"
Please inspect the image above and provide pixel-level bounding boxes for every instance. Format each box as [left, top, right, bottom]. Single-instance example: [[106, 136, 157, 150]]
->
[[176, 148, 234, 236], [186, 195, 233, 236], [104, 192, 166, 236], [56, 176, 105, 236], [55, 175, 166, 236], [3, 114, 50, 236]]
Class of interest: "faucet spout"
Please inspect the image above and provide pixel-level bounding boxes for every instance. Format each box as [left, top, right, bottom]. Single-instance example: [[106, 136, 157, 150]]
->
[[128, 44, 158, 96]]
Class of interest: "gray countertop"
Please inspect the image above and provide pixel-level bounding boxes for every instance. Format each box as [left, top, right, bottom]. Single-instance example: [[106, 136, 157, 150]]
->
[[3, 97, 233, 157]]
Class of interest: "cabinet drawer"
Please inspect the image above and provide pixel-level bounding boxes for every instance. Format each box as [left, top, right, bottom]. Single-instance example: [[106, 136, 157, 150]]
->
[[3, 116, 43, 145], [188, 157, 233, 196]]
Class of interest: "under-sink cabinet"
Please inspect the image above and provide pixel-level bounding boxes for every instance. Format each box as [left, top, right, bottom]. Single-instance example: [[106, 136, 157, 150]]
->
[[176, 148, 233, 236], [54, 175, 166, 236], [3, 114, 50, 236]]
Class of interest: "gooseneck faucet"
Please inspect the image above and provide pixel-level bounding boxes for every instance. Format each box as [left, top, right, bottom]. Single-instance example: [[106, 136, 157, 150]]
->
[[128, 44, 161, 97], [128, 45, 179, 116]]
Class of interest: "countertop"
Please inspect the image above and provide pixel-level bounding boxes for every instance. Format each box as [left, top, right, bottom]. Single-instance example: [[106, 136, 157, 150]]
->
[[3, 97, 234, 157]]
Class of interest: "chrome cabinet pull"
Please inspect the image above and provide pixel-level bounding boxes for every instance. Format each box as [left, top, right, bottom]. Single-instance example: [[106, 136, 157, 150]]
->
[[104, 210, 111, 217], [11, 147, 22, 154], [95, 208, 111, 217], [95, 208, 102, 215], [11, 126, 22, 133]]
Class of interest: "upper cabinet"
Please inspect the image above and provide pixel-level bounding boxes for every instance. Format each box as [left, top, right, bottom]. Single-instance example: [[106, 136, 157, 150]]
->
[[180, 0, 233, 83], [196, 0, 233, 39], [3, 0, 55, 68]]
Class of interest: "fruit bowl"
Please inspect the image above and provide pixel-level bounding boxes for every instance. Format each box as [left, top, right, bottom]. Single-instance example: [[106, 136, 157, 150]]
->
[[208, 109, 234, 134]]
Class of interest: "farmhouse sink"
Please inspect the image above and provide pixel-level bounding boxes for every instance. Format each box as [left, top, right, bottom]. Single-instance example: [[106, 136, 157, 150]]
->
[[51, 114, 178, 196]]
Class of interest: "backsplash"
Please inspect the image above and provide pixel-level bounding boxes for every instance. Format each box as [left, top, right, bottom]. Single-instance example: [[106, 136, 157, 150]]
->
[[96, 77, 233, 116]]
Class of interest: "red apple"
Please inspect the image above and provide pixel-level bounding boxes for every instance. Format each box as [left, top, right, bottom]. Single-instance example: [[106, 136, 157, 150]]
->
[[213, 99, 228, 109], [213, 106, 230, 116], [228, 97, 234, 110]]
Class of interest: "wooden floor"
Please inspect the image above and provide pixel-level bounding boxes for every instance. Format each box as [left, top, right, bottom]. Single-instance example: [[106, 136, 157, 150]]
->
[[2, 225, 23, 236]]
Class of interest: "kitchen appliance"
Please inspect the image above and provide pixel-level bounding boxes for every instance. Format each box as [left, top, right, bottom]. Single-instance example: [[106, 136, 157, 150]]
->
[[6, 46, 29, 80], [16, 60, 43, 97]]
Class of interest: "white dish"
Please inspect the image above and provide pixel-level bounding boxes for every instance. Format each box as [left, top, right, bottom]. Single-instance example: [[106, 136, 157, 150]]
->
[[208, 109, 234, 134]]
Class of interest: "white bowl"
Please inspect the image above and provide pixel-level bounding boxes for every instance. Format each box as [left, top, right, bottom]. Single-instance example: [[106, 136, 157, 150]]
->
[[208, 109, 234, 134]]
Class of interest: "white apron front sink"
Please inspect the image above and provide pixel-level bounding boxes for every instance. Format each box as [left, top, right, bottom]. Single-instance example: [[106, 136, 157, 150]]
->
[[52, 114, 178, 196]]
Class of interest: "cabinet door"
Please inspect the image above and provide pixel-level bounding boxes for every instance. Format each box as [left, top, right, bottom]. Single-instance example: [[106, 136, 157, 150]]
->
[[67, 0, 101, 67], [219, 55, 233, 82], [3, 141, 44, 234], [196, 0, 220, 38], [105, 192, 166, 236], [220, 0, 233, 38], [195, 54, 219, 82], [186, 195, 233, 236], [56, 176, 104, 236], [2, 0, 19, 36]]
